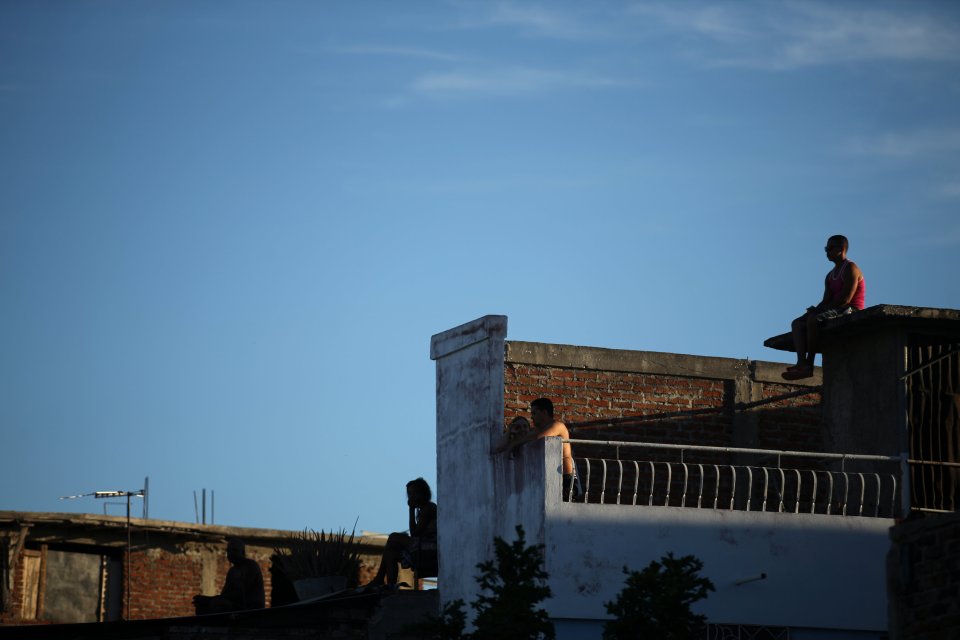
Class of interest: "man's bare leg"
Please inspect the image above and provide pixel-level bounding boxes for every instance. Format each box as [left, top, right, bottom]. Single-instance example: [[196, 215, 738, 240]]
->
[[784, 312, 816, 379], [803, 313, 820, 367], [790, 314, 808, 367]]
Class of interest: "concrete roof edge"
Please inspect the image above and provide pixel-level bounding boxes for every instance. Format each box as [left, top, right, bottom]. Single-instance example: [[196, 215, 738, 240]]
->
[[505, 340, 819, 385], [430, 315, 508, 360], [0, 511, 385, 548]]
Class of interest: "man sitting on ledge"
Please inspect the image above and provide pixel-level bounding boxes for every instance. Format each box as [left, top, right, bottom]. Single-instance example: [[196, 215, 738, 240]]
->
[[783, 234, 866, 381], [193, 538, 265, 614]]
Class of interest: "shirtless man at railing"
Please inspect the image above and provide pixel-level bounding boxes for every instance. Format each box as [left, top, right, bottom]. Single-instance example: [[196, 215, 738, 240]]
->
[[495, 397, 581, 501]]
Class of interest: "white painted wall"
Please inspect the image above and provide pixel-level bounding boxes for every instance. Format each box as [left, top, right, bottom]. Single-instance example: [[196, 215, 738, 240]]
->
[[432, 315, 511, 611], [541, 441, 891, 632], [432, 316, 893, 635]]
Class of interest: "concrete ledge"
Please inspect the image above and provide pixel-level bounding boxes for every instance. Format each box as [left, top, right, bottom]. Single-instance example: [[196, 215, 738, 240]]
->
[[764, 304, 960, 353], [430, 315, 507, 361], [764, 332, 794, 352], [506, 341, 822, 386], [0, 511, 387, 551], [507, 341, 749, 379]]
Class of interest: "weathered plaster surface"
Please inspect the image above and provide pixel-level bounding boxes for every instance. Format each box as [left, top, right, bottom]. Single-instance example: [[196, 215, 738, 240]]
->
[[431, 315, 509, 612], [538, 438, 891, 631], [435, 316, 895, 635]]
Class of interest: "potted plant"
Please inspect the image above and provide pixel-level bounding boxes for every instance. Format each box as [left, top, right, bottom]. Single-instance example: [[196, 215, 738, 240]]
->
[[272, 524, 362, 600]]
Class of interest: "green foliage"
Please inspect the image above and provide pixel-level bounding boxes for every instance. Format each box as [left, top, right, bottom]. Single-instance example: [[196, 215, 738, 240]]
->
[[272, 524, 362, 586], [471, 525, 554, 640], [602, 552, 715, 640], [405, 526, 554, 640]]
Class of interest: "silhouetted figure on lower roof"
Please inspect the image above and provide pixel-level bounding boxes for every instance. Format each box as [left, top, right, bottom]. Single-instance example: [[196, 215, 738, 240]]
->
[[193, 538, 265, 614], [367, 477, 437, 587]]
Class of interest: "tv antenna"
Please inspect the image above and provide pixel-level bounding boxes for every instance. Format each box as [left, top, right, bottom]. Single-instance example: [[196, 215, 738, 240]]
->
[[59, 480, 147, 620]]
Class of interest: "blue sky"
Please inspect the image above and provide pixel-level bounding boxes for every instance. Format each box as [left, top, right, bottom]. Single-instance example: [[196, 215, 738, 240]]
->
[[2, 0, 958, 534]]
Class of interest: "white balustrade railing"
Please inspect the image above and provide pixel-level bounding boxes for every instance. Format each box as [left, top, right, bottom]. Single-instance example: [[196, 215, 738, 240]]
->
[[563, 440, 901, 518]]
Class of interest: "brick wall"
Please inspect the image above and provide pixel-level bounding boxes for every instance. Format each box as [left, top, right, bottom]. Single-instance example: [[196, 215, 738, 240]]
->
[[127, 545, 208, 619], [1, 519, 386, 623], [503, 345, 822, 453], [888, 512, 960, 639], [504, 364, 737, 446], [123, 544, 381, 619], [755, 381, 822, 451], [502, 342, 824, 506]]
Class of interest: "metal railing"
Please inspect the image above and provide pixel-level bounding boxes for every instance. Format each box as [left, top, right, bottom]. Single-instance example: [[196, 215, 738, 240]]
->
[[564, 440, 902, 518], [904, 340, 960, 514], [706, 624, 789, 639]]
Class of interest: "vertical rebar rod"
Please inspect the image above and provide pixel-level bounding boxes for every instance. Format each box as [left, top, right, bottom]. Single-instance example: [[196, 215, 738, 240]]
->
[[713, 465, 720, 509], [665, 464, 673, 506], [794, 469, 801, 513], [697, 464, 705, 508], [615, 460, 624, 505], [648, 462, 656, 506], [680, 463, 689, 508], [583, 459, 592, 503], [777, 468, 786, 513], [827, 473, 835, 515], [762, 467, 770, 512], [729, 466, 737, 510], [810, 471, 818, 514], [600, 460, 608, 504]]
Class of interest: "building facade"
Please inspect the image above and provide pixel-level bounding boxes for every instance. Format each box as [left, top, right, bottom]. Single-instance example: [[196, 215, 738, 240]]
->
[[431, 311, 958, 639], [0, 512, 389, 624]]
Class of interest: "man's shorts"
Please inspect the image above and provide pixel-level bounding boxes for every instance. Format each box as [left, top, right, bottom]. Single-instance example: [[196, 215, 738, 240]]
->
[[563, 473, 582, 502], [815, 306, 854, 322]]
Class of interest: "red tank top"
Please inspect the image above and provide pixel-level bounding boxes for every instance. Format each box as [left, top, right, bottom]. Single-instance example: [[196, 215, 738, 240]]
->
[[828, 261, 866, 310]]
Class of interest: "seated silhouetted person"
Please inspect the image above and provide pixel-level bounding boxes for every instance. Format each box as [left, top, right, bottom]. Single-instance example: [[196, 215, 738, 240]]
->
[[193, 538, 265, 614], [782, 234, 866, 380], [367, 477, 437, 587]]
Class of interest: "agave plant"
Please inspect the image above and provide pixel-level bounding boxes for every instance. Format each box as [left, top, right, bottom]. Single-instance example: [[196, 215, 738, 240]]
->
[[272, 523, 362, 587]]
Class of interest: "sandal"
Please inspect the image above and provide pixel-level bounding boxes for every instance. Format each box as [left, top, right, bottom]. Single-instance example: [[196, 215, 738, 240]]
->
[[781, 366, 813, 381]]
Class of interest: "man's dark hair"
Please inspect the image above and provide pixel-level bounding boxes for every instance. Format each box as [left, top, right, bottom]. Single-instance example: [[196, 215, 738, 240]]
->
[[828, 235, 849, 250], [407, 477, 432, 500], [531, 398, 554, 418]]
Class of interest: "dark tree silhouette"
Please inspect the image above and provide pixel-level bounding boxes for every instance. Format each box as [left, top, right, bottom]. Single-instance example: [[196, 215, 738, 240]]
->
[[405, 525, 554, 640], [603, 552, 715, 640]]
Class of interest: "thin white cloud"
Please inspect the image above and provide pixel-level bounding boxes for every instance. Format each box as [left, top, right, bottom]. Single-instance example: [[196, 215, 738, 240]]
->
[[629, 1, 960, 70], [452, 1, 604, 39], [935, 181, 960, 199], [485, 3, 600, 39], [842, 129, 960, 158], [411, 66, 627, 98], [327, 44, 462, 62]]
